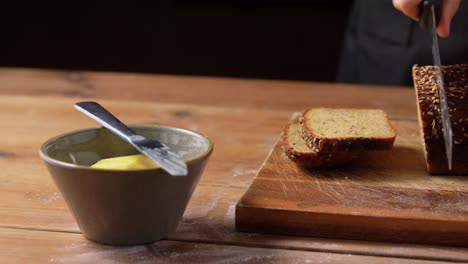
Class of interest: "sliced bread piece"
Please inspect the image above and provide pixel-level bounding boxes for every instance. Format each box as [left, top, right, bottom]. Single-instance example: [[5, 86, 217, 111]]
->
[[412, 64, 468, 175], [281, 123, 360, 168], [300, 108, 396, 152]]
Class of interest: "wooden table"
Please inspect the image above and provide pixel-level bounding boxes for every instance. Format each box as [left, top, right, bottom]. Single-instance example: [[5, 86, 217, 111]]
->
[[0, 68, 466, 263]]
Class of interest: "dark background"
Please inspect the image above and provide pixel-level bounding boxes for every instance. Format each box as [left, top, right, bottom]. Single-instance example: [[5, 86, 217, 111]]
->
[[0, 1, 353, 82]]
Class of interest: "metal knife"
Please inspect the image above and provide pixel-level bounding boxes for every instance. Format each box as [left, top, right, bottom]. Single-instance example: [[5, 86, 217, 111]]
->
[[74, 101, 188, 176], [420, 0, 453, 170]]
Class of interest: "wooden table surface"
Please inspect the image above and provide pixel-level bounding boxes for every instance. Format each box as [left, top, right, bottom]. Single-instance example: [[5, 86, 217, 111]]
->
[[0, 68, 466, 263]]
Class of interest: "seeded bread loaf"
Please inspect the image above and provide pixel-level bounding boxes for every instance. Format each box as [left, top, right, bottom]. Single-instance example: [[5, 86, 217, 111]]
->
[[300, 108, 396, 153], [412, 64, 468, 175], [282, 123, 360, 168]]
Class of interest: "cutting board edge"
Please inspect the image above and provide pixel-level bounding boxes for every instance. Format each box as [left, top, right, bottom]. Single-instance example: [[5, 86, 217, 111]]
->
[[235, 203, 468, 247], [236, 197, 468, 223]]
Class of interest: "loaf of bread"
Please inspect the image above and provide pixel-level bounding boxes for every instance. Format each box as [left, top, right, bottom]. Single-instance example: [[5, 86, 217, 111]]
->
[[412, 64, 468, 175], [281, 123, 359, 167], [300, 108, 396, 153]]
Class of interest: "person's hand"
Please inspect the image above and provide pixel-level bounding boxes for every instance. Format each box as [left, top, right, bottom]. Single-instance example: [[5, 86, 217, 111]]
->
[[392, 0, 461, 37]]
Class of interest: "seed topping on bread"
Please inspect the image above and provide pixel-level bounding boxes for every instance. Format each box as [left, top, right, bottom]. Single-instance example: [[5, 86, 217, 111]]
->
[[413, 65, 468, 145], [413, 64, 468, 175]]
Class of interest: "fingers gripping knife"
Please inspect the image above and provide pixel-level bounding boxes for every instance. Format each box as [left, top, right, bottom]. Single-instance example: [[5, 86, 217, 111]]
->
[[419, 0, 453, 171]]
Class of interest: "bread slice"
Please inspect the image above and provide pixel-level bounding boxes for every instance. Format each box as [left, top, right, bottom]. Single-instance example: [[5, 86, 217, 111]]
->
[[412, 64, 468, 175], [281, 123, 360, 168], [300, 108, 396, 153]]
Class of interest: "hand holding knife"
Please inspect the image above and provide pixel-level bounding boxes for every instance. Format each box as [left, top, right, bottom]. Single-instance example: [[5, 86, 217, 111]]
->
[[419, 0, 442, 30], [419, 0, 454, 171]]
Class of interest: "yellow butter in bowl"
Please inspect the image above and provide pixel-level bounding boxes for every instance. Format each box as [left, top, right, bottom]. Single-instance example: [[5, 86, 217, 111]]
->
[[91, 154, 159, 170]]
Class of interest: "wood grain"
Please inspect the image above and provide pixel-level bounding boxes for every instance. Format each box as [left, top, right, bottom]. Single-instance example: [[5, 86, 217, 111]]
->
[[0, 68, 466, 263], [0, 95, 466, 262], [174, 186, 468, 263], [236, 120, 468, 247], [0, 95, 288, 189], [1, 228, 452, 264], [0, 67, 417, 120]]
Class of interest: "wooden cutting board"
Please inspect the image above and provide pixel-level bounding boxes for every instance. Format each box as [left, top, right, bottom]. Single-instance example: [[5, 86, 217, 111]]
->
[[235, 120, 468, 246]]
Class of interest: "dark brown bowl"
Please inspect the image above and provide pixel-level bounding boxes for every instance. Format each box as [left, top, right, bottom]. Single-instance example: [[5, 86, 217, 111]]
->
[[39, 125, 213, 245]]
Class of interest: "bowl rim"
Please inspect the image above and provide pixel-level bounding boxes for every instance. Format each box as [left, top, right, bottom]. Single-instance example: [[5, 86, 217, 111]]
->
[[39, 124, 214, 172]]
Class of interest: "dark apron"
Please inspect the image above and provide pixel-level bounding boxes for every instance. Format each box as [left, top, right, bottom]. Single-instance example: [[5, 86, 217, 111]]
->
[[337, 0, 468, 86]]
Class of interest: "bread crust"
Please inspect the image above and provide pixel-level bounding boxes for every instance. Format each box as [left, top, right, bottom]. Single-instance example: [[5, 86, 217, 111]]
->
[[281, 123, 359, 168], [412, 64, 468, 175]]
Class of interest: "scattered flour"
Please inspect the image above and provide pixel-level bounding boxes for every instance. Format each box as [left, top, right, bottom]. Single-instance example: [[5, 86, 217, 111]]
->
[[45, 192, 61, 203], [50, 246, 149, 264], [232, 167, 258, 177]]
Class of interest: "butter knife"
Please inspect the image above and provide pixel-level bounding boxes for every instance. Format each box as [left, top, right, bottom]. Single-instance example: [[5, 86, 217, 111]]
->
[[74, 101, 188, 176], [420, 0, 453, 170]]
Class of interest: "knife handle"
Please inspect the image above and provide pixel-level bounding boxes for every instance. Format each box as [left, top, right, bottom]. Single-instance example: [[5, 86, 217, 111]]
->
[[74, 101, 137, 143], [419, 0, 442, 30]]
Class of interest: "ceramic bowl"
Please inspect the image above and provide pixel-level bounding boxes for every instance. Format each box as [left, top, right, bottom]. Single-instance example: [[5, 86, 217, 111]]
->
[[39, 125, 213, 245]]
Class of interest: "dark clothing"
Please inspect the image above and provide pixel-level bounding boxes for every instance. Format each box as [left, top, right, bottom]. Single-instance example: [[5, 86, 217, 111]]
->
[[337, 0, 468, 86]]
